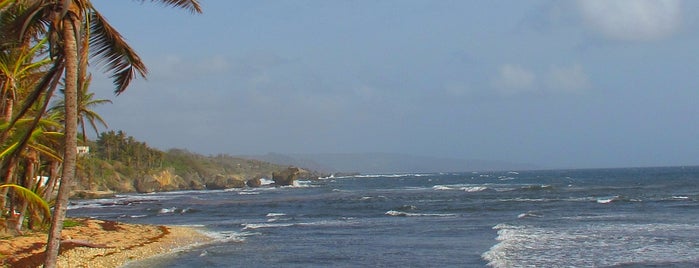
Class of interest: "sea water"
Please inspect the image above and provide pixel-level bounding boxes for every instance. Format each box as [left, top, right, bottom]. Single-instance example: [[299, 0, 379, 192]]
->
[[67, 166, 699, 267]]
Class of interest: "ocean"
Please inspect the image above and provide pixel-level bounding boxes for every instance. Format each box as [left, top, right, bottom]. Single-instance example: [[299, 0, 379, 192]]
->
[[67, 166, 699, 267]]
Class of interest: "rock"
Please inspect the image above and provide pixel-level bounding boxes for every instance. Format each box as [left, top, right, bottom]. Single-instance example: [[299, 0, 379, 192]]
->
[[206, 175, 245, 190], [70, 190, 116, 199], [246, 176, 263, 187], [188, 179, 206, 190], [272, 167, 301, 186], [133, 176, 161, 193]]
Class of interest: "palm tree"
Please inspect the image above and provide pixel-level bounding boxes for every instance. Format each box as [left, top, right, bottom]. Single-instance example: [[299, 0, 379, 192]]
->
[[0, 183, 51, 230], [0, 21, 52, 221], [0, 109, 63, 233], [2, 1, 201, 266], [50, 74, 112, 142]]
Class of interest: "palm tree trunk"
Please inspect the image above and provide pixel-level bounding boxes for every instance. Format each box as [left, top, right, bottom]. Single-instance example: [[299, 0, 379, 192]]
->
[[41, 161, 60, 202], [44, 15, 80, 268], [12, 150, 38, 233]]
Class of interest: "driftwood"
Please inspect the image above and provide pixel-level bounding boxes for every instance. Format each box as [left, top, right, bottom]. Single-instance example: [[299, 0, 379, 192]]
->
[[61, 239, 112, 248]]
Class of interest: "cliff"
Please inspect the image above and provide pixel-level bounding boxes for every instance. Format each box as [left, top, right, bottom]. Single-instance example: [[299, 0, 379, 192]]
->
[[70, 132, 321, 198]]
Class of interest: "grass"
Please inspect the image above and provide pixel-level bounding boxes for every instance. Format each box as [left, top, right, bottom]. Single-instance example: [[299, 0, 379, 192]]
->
[[63, 218, 83, 228]]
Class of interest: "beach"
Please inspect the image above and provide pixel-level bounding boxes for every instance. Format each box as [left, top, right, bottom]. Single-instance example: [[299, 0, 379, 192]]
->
[[0, 218, 211, 268]]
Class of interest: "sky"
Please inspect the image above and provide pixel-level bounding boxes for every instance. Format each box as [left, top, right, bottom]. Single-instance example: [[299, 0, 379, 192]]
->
[[86, 0, 699, 169]]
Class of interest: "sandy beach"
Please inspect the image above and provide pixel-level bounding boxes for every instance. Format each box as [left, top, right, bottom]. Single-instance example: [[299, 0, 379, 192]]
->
[[0, 218, 212, 268]]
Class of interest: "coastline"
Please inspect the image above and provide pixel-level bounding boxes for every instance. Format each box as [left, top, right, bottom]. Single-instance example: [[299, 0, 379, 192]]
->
[[1, 218, 212, 268]]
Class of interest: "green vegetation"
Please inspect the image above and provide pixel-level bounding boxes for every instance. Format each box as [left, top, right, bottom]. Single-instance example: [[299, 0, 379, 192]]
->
[[72, 130, 308, 196], [62, 219, 81, 228], [0, 0, 202, 266]]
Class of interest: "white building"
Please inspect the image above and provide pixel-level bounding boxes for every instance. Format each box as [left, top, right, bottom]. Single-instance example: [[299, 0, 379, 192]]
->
[[77, 146, 90, 155]]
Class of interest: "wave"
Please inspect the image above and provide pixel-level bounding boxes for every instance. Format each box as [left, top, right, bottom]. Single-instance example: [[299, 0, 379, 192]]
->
[[199, 230, 249, 243], [158, 207, 196, 214], [517, 211, 543, 219], [596, 196, 619, 204], [385, 210, 456, 217], [67, 193, 175, 209], [242, 223, 294, 230], [116, 214, 148, 219], [353, 173, 434, 179], [595, 195, 643, 204], [483, 223, 699, 267], [519, 184, 554, 191], [242, 219, 357, 231], [432, 184, 489, 192]]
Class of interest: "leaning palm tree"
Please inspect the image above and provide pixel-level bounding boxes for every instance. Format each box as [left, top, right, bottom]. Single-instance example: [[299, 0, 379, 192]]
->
[[0, 29, 51, 218], [3, 1, 202, 267]]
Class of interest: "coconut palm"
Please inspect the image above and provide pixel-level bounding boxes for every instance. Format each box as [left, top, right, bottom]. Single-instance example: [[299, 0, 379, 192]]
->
[[0, 106, 63, 233], [2, 1, 201, 266], [50, 74, 112, 142], [0, 22, 52, 223], [0, 183, 51, 227]]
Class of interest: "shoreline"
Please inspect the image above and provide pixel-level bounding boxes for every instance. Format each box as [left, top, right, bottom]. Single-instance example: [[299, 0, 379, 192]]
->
[[0, 218, 212, 268]]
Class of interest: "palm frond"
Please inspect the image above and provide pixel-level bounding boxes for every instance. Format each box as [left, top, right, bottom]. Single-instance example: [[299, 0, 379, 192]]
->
[[88, 10, 147, 94], [28, 143, 62, 162], [141, 0, 203, 14], [0, 141, 19, 158], [15, 1, 51, 47], [0, 56, 63, 138], [0, 183, 51, 222]]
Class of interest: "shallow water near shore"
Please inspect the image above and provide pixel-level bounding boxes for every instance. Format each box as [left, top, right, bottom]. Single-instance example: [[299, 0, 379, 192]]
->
[[68, 166, 699, 267]]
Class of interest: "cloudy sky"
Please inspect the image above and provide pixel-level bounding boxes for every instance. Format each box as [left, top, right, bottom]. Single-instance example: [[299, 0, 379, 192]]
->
[[88, 0, 699, 169]]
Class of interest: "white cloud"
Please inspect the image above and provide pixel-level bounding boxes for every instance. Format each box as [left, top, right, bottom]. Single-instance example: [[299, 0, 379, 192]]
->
[[492, 64, 536, 96], [545, 64, 590, 93], [577, 0, 682, 41]]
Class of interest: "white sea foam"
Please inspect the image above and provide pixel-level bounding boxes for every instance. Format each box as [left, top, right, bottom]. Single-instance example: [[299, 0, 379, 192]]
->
[[297, 219, 357, 227], [385, 210, 456, 217], [517, 211, 543, 219], [199, 230, 248, 243], [266, 213, 287, 217], [462, 186, 488, 192], [483, 223, 699, 267], [67, 193, 176, 210], [354, 173, 433, 179], [432, 184, 489, 192], [159, 207, 177, 214], [432, 185, 452, 190], [596, 196, 619, 204], [241, 223, 294, 230]]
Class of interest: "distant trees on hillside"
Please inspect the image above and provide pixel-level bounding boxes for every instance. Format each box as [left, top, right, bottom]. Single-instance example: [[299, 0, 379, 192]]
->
[[95, 130, 164, 169]]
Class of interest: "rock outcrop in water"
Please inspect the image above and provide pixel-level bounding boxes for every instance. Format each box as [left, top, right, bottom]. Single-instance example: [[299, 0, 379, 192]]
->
[[272, 167, 302, 186], [246, 175, 263, 187], [205, 175, 246, 190]]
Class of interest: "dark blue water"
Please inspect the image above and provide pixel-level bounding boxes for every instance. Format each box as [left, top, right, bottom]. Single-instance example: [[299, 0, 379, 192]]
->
[[67, 166, 699, 267]]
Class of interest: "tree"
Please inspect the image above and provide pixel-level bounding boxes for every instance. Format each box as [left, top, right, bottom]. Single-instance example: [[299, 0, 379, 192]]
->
[[0, 12, 55, 230], [50, 74, 112, 142], [2, 1, 201, 267]]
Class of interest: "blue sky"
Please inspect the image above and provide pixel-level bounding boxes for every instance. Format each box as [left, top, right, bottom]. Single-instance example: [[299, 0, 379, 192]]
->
[[88, 0, 699, 169]]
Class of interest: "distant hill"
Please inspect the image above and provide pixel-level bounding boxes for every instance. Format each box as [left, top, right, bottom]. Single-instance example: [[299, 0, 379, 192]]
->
[[242, 152, 537, 174]]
